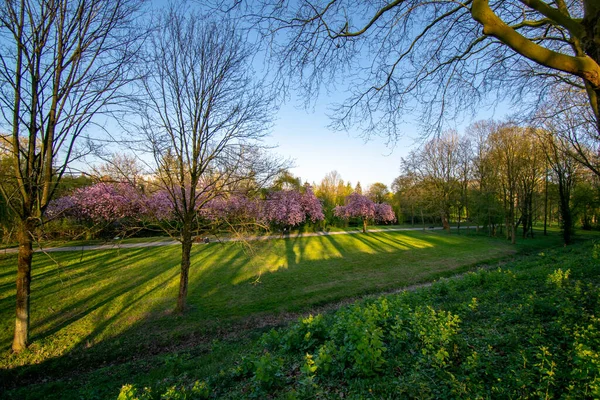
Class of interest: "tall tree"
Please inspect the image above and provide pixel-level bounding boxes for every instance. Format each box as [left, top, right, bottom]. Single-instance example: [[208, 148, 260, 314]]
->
[[0, 0, 145, 352], [315, 170, 344, 206], [488, 124, 539, 244], [402, 131, 462, 231], [455, 136, 472, 231], [315, 170, 347, 223], [134, 7, 276, 313], [539, 128, 581, 245], [367, 182, 390, 204], [538, 86, 600, 179], [271, 171, 302, 191], [467, 120, 503, 235], [515, 129, 543, 238], [354, 182, 363, 195]]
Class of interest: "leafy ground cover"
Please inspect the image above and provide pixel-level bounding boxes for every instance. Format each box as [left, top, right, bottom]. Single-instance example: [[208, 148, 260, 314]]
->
[[0, 229, 578, 398]]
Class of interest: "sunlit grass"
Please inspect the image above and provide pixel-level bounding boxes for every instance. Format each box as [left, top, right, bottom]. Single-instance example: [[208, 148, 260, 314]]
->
[[0, 228, 576, 396]]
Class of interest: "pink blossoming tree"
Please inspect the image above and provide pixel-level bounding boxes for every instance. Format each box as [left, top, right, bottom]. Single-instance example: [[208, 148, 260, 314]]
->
[[47, 182, 152, 238], [374, 203, 396, 225], [48, 182, 147, 222], [201, 194, 263, 235], [262, 185, 324, 229], [334, 192, 395, 233]]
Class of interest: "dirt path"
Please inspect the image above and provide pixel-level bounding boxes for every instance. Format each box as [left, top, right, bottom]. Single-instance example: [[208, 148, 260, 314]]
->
[[1, 225, 478, 254]]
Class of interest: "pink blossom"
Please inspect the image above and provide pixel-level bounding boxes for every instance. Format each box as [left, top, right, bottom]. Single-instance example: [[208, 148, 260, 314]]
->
[[374, 203, 396, 223], [46, 196, 77, 219], [146, 190, 175, 220], [201, 194, 259, 222], [334, 192, 395, 231], [262, 186, 324, 227], [300, 185, 325, 222], [335, 193, 375, 220], [263, 190, 305, 226], [48, 182, 148, 222]]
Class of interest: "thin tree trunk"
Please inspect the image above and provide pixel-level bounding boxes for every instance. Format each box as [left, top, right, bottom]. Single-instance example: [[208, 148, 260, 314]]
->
[[362, 218, 367, 233], [544, 168, 548, 236], [13, 219, 34, 352], [510, 194, 516, 244], [563, 205, 572, 245], [529, 196, 534, 239], [441, 211, 450, 231], [487, 200, 491, 236], [522, 196, 529, 239], [176, 226, 193, 313], [557, 178, 573, 246]]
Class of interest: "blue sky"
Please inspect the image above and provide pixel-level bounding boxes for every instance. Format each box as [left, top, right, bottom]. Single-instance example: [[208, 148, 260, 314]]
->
[[270, 101, 416, 190], [269, 98, 511, 191]]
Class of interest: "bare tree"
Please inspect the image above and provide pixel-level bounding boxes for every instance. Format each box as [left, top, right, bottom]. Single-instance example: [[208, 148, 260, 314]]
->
[[133, 7, 278, 313], [0, 0, 145, 352], [92, 153, 147, 185], [401, 131, 462, 231], [244, 1, 600, 140]]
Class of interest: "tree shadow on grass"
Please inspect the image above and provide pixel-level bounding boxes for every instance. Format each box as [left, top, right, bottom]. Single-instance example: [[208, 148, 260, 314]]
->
[[0, 247, 188, 355], [1, 248, 195, 391], [30, 248, 182, 342], [0, 231, 512, 398], [370, 231, 434, 250]]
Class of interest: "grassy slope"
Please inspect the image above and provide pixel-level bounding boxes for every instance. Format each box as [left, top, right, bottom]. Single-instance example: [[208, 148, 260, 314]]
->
[[0, 229, 571, 398]]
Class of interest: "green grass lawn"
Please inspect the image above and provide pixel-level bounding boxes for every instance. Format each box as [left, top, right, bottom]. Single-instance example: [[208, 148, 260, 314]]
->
[[0, 228, 579, 398]]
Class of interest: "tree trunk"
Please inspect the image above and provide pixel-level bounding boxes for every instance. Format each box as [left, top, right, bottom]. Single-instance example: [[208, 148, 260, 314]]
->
[[175, 227, 193, 313], [509, 197, 516, 244], [557, 179, 573, 246], [544, 168, 548, 236], [362, 218, 367, 233], [13, 219, 34, 352], [528, 196, 534, 238], [563, 205, 573, 245], [441, 211, 450, 231], [522, 200, 529, 239]]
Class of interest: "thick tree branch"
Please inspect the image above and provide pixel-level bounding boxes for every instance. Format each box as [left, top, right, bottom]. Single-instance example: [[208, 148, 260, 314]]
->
[[519, 0, 584, 38], [472, 0, 600, 88]]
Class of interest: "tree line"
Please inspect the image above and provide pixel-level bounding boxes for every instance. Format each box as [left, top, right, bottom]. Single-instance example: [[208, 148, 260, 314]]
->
[[394, 120, 599, 245]]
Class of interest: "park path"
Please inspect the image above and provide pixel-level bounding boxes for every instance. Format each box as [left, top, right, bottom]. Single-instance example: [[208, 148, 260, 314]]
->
[[1, 225, 477, 254]]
